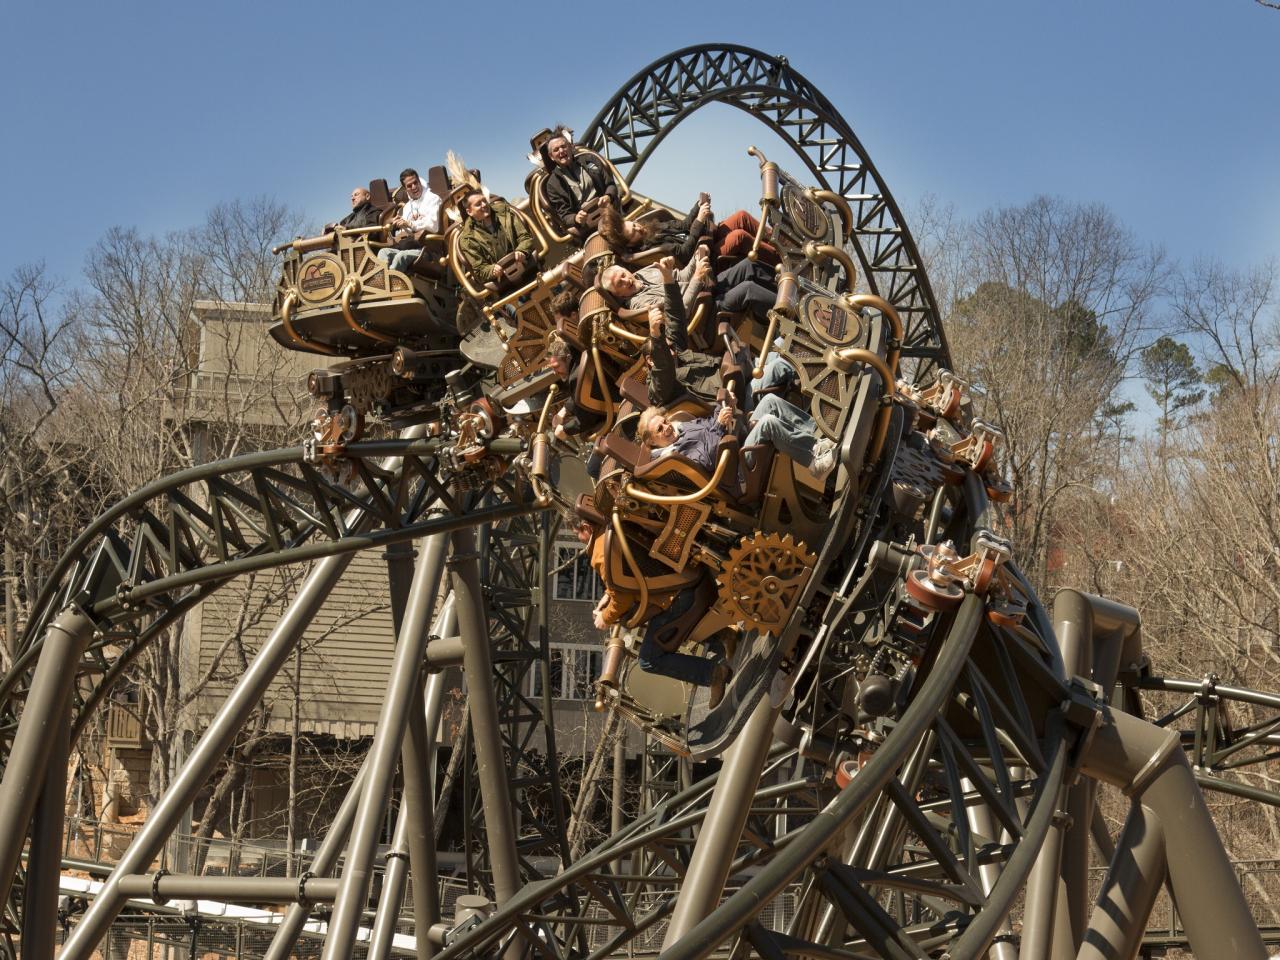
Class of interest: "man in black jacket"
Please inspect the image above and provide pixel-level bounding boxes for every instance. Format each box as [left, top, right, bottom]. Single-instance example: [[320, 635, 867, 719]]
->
[[332, 187, 383, 231], [537, 128, 619, 239]]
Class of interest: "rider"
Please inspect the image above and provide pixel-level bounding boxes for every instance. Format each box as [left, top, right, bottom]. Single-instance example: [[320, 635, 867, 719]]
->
[[581, 516, 731, 705]]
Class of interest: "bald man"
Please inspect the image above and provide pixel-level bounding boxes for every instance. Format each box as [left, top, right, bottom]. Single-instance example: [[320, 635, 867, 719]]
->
[[338, 187, 383, 230]]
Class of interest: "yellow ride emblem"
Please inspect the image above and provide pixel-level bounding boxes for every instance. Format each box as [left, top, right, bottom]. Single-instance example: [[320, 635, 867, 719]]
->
[[298, 255, 345, 303]]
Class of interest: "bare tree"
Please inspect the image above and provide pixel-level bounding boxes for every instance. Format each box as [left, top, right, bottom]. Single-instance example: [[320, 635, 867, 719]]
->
[[0, 264, 86, 670], [42, 199, 312, 802], [943, 196, 1167, 587]]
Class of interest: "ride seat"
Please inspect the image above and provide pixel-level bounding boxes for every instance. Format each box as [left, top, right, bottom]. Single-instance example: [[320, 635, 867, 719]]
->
[[738, 444, 776, 505], [448, 204, 546, 304], [369, 179, 396, 214], [632, 434, 743, 502], [618, 362, 651, 409], [427, 166, 452, 204], [575, 493, 608, 530], [602, 428, 647, 473], [599, 527, 701, 604]]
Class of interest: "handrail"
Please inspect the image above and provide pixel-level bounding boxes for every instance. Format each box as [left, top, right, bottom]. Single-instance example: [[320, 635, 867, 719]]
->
[[527, 171, 572, 245], [447, 229, 487, 300], [806, 188, 854, 237], [273, 233, 334, 256], [753, 310, 781, 380], [611, 510, 650, 629], [844, 293, 904, 380], [529, 384, 558, 506], [746, 145, 779, 263], [590, 331, 617, 431], [624, 446, 734, 505], [340, 278, 396, 345], [335, 224, 389, 240], [829, 346, 896, 463], [278, 292, 339, 356], [803, 242, 858, 292], [686, 299, 708, 339], [607, 321, 647, 344]]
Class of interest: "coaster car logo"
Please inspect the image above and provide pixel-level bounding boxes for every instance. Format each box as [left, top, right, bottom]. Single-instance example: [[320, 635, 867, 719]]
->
[[299, 257, 344, 300]]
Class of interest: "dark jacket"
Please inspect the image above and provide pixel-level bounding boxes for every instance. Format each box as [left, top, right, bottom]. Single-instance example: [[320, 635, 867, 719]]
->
[[646, 201, 712, 267], [649, 335, 721, 408], [339, 200, 383, 230], [544, 155, 619, 231], [458, 200, 536, 278], [646, 278, 724, 407]]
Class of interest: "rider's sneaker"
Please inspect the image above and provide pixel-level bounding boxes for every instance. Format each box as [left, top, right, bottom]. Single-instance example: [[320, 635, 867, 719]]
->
[[809, 441, 837, 480]]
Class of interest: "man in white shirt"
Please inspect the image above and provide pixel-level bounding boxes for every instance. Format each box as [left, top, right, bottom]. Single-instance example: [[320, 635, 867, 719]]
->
[[379, 168, 443, 273]]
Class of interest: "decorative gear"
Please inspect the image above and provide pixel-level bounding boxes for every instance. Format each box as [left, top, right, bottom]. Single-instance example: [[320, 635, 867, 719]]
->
[[717, 532, 818, 634]]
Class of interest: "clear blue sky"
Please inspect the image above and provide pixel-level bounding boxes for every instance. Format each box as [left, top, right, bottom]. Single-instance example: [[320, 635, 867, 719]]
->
[[2, 1, 1276, 289]]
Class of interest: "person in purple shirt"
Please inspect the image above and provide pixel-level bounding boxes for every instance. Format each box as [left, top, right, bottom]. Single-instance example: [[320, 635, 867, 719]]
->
[[636, 397, 837, 480]]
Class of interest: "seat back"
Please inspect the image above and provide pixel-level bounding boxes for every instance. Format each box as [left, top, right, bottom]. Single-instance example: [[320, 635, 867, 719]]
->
[[618, 358, 650, 410], [739, 444, 775, 504], [426, 166, 451, 203], [575, 493, 607, 530], [602, 423, 646, 472], [369, 179, 395, 212], [600, 528, 700, 597]]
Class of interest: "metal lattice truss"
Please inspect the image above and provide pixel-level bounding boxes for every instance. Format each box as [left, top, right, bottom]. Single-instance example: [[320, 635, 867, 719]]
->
[[428, 596, 1076, 960], [582, 43, 950, 380], [0, 437, 539, 750]]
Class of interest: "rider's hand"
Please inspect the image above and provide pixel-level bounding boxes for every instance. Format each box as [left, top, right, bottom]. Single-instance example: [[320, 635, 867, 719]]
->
[[647, 305, 664, 338], [575, 209, 589, 224], [716, 406, 735, 430], [491, 265, 505, 280], [592, 609, 607, 630], [657, 255, 676, 283]]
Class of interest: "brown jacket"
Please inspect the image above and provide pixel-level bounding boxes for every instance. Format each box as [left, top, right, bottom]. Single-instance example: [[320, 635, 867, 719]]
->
[[590, 534, 675, 627]]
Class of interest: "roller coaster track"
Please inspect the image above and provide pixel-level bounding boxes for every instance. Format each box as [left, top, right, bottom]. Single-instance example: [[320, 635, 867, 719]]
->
[[0, 436, 536, 752], [1, 41, 1276, 960], [582, 43, 950, 381]]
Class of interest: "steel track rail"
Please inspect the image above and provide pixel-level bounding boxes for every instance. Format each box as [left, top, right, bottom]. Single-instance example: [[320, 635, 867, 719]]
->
[[581, 43, 949, 379]]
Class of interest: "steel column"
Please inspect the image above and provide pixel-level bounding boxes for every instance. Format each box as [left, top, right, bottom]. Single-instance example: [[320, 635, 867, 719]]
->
[[1078, 800, 1166, 960], [1052, 589, 1144, 952], [321, 531, 449, 960], [450, 525, 522, 907], [60, 521, 375, 960], [1081, 704, 1266, 960], [960, 778, 1017, 960], [19, 702, 71, 960], [1018, 783, 1073, 960], [0, 608, 94, 910], [261, 762, 370, 960], [612, 733, 626, 836], [367, 600, 456, 960], [662, 696, 779, 948]]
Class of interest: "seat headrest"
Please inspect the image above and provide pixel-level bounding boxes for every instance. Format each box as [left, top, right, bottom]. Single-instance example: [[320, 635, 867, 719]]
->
[[575, 493, 607, 530]]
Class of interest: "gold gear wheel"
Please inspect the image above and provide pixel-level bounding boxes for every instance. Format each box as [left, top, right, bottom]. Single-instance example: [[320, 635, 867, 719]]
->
[[717, 532, 818, 634]]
